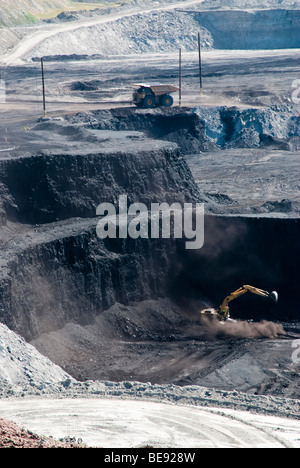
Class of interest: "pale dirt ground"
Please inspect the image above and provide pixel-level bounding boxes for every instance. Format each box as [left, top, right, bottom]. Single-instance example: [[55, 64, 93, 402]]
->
[[0, 398, 299, 448]]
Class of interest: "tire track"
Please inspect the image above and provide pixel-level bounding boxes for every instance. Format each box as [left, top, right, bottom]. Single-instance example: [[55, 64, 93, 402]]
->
[[0, 398, 296, 448]]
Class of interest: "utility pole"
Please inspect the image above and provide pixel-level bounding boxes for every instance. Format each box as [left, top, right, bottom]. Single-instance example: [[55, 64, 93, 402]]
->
[[41, 57, 46, 117], [179, 48, 182, 107], [198, 32, 203, 92]]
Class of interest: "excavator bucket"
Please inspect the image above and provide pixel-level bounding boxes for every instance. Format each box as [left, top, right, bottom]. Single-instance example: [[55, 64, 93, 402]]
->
[[269, 291, 279, 303]]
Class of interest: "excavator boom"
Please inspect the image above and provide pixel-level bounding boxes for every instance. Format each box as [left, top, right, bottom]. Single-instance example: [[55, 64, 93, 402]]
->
[[201, 285, 278, 321]]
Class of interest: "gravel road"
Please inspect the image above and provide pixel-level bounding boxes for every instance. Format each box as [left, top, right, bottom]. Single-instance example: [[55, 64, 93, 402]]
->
[[0, 397, 299, 448]]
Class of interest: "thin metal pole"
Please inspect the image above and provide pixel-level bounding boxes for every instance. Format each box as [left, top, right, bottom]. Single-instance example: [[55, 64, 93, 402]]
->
[[179, 48, 182, 107], [198, 32, 203, 91], [41, 57, 46, 116]]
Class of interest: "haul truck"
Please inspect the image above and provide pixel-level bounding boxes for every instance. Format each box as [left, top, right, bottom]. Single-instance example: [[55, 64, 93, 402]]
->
[[132, 83, 179, 108]]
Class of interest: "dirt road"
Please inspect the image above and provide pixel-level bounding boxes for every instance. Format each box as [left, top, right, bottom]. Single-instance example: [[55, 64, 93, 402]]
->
[[1, 0, 206, 66], [0, 398, 298, 448]]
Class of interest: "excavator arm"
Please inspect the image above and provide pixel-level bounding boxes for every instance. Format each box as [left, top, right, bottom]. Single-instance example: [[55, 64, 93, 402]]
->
[[219, 285, 278, 320], [201, 285, 278, 321]]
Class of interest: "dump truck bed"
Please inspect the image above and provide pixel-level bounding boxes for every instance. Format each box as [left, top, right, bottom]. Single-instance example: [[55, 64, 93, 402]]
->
[[131, 83, 179, 96]]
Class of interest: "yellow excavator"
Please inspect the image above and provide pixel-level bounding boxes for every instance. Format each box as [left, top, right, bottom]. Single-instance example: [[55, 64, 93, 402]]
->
[[201, 285, 278, 322]]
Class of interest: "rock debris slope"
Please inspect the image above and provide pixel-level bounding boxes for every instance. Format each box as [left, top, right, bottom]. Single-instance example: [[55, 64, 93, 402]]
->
[[0, 321, 300, 448], [0, 322, 74, 393]]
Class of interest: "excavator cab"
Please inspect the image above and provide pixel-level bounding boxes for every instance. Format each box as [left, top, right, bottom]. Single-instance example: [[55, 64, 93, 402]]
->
[[201, 285, 278, 322]]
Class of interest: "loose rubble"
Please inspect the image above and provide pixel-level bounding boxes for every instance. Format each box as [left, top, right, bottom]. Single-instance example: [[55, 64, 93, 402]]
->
[[0, 323, 299, 423]]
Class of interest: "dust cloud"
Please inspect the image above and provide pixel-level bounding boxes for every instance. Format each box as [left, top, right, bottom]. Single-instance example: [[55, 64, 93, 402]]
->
[[197, 316, 285, 339]]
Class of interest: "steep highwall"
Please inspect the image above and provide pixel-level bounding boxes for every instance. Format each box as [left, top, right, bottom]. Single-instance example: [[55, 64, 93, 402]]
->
[[0, 220, 178, 341], [195, 9, 300, 50], [0, 142, 202, 225], [0, 138, 203, 341], [0, 110, 298, 352], [1, 212, 298, 346], [67, 108, 214, 155], [67, 105, 300, 155]]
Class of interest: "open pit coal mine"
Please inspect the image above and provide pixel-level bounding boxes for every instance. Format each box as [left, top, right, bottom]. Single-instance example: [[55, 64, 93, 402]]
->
[[0, 107, 299, 398]]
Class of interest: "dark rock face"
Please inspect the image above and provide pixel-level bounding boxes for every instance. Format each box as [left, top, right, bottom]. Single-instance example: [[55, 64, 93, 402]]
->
[[66, 108, 215, 155], [0, 144, 202, 225], [0, 132, 202, 341], [0, 220, 179, 341], [66, 105, 300, 154], [0, 108, 298, 353], [195, 9, 300, 50]]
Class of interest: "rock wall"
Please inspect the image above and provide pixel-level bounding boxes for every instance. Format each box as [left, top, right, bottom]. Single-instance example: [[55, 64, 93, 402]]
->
[[0, 220, 178, 341], [0, 138, 202, 341], [0, 142, 201, 225], [20, 8, 300, 60], [195, 9, 300, 50], [67, 106, 300, 155], [0, 110, 298, 350]]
